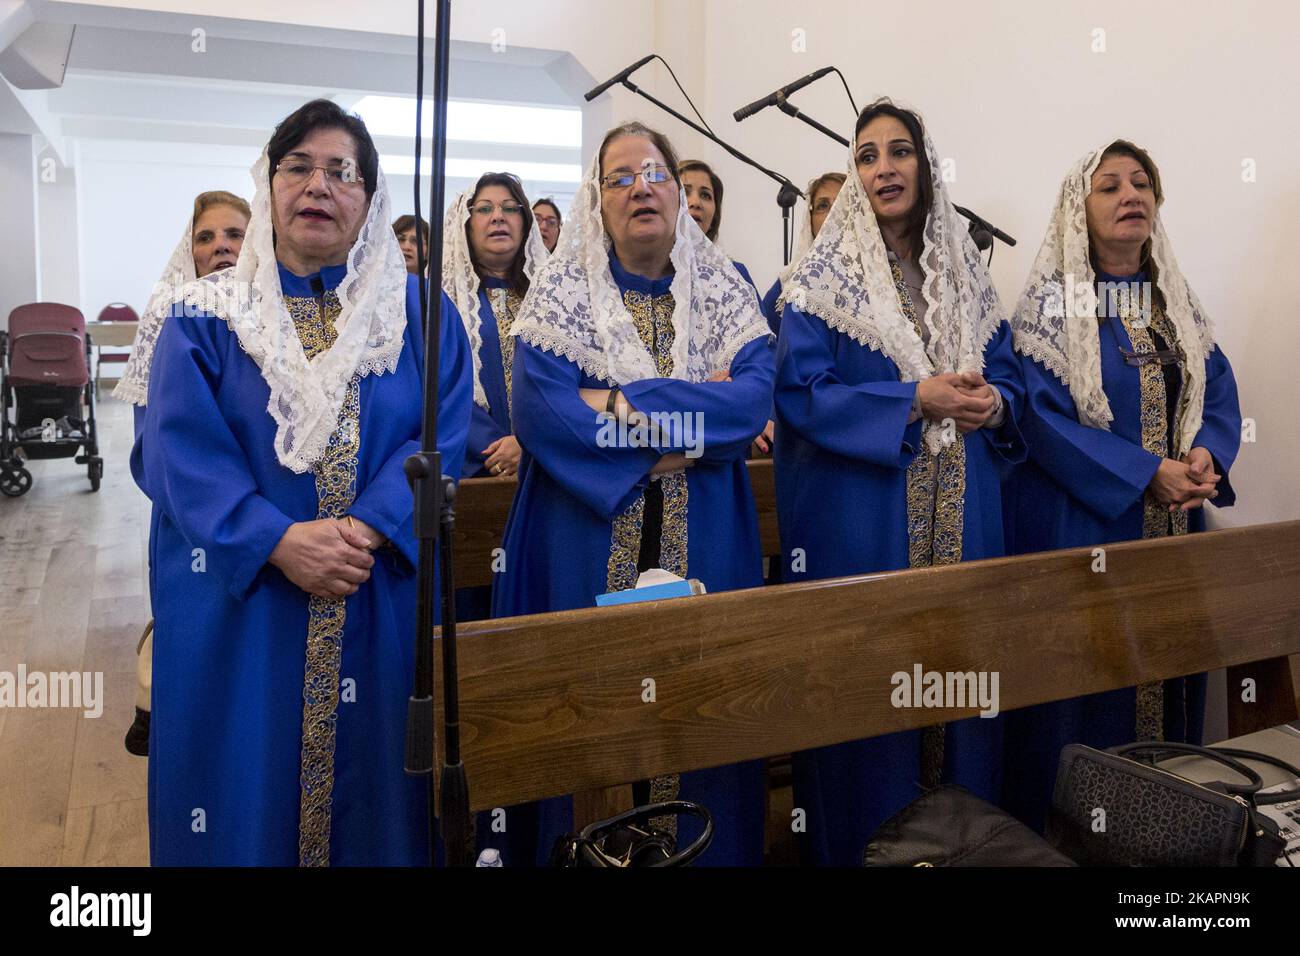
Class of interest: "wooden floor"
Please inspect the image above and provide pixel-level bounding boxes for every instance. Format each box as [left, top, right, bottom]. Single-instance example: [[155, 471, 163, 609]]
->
[[0, 393, 151, 866]]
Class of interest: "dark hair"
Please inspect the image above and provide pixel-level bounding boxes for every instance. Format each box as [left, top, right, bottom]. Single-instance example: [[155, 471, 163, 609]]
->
[[1089, 139, 1164, 285], [597, 121, 682, 188], [532, 198, 562, 226], [392, 214, 430, 240], [467, 172, 534, 296], [267, 98, 378, 200], [678, 159, 724, 241], [853, 98, 932, 261]]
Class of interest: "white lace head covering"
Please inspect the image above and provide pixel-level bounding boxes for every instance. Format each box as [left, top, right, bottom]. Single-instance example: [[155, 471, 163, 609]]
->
[[442, 182, 549, 410], [777, 173, 848, 290], [125, 147, 408, 474], [1011, 142, 1214, 453], [780, 105, 1005, 452], [112, 216, 201, 406], [510, 139, 771, 385]]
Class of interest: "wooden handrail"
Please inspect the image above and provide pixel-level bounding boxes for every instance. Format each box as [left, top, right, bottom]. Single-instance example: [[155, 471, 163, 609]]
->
[[435, 521, 1300, 815]]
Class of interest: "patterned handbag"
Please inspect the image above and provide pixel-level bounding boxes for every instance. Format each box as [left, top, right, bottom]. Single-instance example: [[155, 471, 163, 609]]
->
[[1047, 741, 1294, 866]]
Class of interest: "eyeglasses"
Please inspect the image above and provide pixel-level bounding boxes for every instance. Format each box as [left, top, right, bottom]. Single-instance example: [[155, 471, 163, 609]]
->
[[275, 159, 364, 189], [600, 165, 673, 190], [535, 214, 560, 227], [470, 201, 525, 217]]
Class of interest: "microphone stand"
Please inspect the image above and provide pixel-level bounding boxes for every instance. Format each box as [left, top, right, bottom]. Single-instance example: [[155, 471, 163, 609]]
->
[[614, 73, 804, 265], [776, 94, 849, 150], [768, 99, 1017, 250], [406, 0, 473, 868]]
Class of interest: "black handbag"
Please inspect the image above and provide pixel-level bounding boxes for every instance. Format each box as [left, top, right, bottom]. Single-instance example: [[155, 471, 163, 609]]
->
[[1047, 741, 1298, 866], [550, 801, 714, 867], [863, 785, 1077, 867]]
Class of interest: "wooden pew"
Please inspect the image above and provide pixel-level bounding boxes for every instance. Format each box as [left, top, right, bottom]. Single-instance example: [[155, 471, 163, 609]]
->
[[451, 458, 779, 590], [435, 521, 1300, 823]]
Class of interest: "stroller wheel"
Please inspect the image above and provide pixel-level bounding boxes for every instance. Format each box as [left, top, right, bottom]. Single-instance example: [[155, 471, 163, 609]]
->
[[88, 458, 103, 493], [1, 466, 32, 497]]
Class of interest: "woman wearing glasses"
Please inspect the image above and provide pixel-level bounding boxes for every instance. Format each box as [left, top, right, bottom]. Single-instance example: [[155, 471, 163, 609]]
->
[[774, 100, 1026, 866], [136, 99, 473, 865], [443, 172, 547, 480], [1000, 140, 1242, 831], [532, 198, 562, 253], [760, 172, 844, 335], [492, 121, 774, 866]]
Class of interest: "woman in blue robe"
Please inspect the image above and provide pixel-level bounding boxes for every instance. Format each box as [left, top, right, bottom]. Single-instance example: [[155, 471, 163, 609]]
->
[[491, 122, 774, 867], [119, 190, 251, 756], [441, 173, 549, 629], [774, 100, 1026, 866], [1001, 140, 1241, 832], [760, 172, 844, 335], [136, 99, 472, 866]]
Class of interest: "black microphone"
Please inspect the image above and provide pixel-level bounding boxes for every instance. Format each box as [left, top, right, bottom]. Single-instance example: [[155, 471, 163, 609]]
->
[[733, 66, 836, 122], [953, 204, 1017, 248], [584, 54, 656, 102]]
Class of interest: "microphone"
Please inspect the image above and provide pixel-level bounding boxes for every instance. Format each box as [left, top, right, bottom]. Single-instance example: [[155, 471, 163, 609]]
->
[[953, 204, 1017, 248], [584, 54, 656, 102], [733, 66, 836, 122]]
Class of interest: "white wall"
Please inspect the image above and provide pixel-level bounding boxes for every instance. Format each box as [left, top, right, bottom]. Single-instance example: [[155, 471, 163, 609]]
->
[[73, 138, 258, 316], [35, 140, 79, 308], [692, 0, 1300, 529], [0, 131, 39, 329]]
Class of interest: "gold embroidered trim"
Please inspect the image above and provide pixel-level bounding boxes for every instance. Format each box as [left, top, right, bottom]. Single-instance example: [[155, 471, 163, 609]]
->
[[610, 287, 683, 822], [887, 262, 966, 786], [287, 292, 360, 866], [606, 494, 646, 595], [1119, 301, 1186, 741], [488, 287, 522, 413], [657, 472, 689, 577]]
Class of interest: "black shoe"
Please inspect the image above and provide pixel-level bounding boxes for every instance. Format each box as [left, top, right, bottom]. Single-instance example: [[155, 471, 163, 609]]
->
[[124, 707, 150, 756]]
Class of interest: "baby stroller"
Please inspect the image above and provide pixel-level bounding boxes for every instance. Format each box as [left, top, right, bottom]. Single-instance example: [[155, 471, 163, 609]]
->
[[0, 302, 103, 496]]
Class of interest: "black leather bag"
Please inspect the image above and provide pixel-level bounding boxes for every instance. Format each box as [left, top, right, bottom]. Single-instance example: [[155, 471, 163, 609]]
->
[[1047, 741, 1295, 867], [862, 785, 1076, 867]]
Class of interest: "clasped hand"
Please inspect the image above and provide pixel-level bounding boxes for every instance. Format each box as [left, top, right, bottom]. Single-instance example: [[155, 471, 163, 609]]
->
[[916, 372, 999, 433], [270, 516, 385, 598], [1149, 447, 1220, 512]]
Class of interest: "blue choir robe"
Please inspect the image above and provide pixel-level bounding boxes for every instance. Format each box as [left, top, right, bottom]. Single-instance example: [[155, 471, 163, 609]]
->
[[732, 259, 758, 295], [138, 264, 472, 866], [773, 302, 1027, 866], [456, 277, 519, 626], [761, 279, 783, 336], [1000, 283, 1241, 832], [490, 251, 774, 867], [461, 277, 517, 480]]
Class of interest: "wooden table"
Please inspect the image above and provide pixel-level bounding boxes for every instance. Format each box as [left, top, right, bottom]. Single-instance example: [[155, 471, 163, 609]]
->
[[86, 321, 139, 348]]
